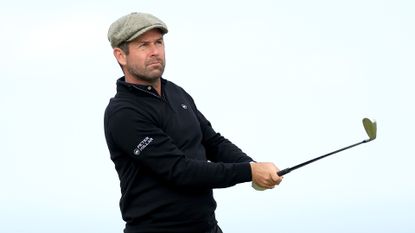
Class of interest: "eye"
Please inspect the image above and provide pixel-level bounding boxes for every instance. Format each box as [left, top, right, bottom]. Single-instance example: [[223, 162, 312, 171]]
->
[[139, 42, 148, 48]]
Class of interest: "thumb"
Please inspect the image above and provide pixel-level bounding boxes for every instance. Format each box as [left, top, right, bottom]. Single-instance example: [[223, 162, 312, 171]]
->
[[271, 172, 280, 182]]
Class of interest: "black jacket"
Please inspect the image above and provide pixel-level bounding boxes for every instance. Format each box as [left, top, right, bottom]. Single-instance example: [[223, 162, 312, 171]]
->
[[104, 77, 253, 232]]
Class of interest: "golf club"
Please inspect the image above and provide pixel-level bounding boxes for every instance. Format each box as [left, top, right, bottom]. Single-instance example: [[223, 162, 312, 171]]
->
[[277, 118, 376, 176], [252, 118, 377, 191]]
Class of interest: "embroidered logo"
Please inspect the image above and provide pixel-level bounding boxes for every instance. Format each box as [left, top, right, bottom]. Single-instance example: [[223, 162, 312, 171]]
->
[[181, 104, 188, 109], [133, 137, 154, 156]]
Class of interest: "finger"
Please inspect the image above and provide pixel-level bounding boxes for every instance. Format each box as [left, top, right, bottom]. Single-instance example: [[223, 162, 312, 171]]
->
[[264, 184, 275, 189], [260, 182, 275, 189], [267, 179, 278, 187], [271, 173, 280, 182]]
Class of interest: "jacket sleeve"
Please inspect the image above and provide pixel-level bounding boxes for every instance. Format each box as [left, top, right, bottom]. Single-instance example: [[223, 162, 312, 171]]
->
[[106, 108, 252, 189], [183, 92, 254, 164], [196, 109, 255, 163]]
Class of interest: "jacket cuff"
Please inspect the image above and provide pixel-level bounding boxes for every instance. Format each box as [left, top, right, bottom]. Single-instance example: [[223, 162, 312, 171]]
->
[[235, 162, 253, 183]]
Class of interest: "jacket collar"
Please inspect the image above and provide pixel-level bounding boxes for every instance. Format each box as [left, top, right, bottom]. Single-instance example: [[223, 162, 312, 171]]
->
[[116, 76, 167, 98]]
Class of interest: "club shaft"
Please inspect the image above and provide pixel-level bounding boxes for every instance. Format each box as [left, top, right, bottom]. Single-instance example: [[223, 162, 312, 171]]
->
[[277, 139, 369, 176]]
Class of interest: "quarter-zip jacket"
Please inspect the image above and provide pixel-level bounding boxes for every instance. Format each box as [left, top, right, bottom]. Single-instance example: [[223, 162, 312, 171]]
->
[[104, 77, 253, 233]]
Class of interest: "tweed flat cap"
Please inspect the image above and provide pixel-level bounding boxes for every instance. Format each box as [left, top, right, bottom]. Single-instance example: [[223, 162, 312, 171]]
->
[[108, 12, 168, 48]]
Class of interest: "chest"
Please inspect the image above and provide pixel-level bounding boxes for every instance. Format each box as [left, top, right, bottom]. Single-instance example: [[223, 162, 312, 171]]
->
[[160, 94, 202, 148]]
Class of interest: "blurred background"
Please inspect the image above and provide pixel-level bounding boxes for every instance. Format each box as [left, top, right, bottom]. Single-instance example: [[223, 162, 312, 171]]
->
[[1, 0, 414, 232]]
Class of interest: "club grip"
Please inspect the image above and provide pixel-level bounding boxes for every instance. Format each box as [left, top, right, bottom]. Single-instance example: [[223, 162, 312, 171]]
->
[[277, 168, 291, 176]]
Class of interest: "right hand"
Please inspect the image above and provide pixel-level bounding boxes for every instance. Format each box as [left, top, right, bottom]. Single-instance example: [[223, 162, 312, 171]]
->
[[250, 162, 283, 190]]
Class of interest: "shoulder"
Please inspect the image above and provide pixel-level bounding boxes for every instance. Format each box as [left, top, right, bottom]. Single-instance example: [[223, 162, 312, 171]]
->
[[104, 98, 138, 128], [163, 78, 185, 92], [163, 78, 194, 100], [105, 96, 136, 117]]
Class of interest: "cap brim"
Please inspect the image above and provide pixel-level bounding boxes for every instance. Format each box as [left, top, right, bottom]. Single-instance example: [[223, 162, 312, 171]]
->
[[126, 25, 168, 43]]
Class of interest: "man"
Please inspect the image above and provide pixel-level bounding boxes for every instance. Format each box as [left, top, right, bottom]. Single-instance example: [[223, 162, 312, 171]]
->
[[104, 12, 283, 233]]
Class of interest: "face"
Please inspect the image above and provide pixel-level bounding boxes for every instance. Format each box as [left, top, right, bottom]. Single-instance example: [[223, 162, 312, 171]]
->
[[115, 29, 166, 84]]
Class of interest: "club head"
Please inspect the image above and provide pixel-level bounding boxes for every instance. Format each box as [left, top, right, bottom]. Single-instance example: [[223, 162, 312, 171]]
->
[[362, 118, 377, 141]]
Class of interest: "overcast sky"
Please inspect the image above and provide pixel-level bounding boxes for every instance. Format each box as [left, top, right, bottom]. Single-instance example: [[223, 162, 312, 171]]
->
[[1, 0, 414, 232]]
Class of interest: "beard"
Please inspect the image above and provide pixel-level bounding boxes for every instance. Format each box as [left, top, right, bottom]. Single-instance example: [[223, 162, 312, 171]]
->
[[126, 58, 165, 84]]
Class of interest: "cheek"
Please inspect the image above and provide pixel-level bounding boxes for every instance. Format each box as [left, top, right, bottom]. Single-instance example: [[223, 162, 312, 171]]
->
[[126, 54, 144, 67]]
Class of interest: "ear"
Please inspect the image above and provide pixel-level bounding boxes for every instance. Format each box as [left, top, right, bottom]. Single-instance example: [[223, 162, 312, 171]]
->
[[113, 48, 127, 66]]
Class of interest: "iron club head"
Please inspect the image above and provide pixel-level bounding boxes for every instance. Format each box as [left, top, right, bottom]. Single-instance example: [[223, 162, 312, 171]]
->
[[362, 118, 377, 141]]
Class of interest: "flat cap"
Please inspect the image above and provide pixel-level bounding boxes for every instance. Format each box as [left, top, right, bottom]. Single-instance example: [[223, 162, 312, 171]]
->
[[108, 12, 168, 48]]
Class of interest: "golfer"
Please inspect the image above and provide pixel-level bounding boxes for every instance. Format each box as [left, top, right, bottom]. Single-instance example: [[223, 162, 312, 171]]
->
[[104, 12, 283, 233]]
